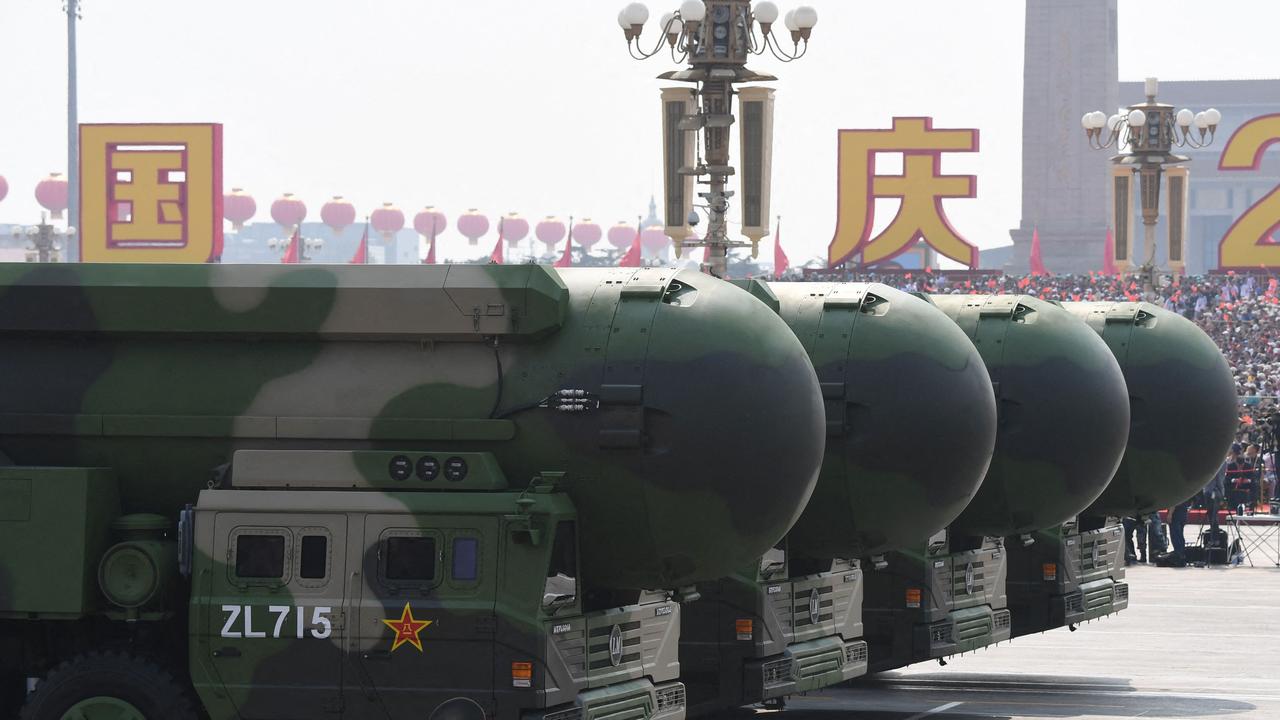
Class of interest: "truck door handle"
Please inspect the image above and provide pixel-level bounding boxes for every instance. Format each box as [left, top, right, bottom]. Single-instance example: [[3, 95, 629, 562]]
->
[[213, 647, 242, 658]]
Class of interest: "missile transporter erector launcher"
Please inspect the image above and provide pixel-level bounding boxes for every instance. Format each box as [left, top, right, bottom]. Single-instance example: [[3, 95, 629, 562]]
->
[[857, 294, 1130, 673], [681, 282, 997, 713], [999, 301, 1238, 639], [1068, 302, 1238, 519], [0, 264, 827, 720]]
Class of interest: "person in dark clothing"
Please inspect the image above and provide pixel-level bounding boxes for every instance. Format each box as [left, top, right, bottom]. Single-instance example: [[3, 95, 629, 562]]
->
[[1123, 516, 1146, 564], [1160, 502, 1191, 567], [1225, 443, 1259, 512], [1159, 461, 1227, 568]]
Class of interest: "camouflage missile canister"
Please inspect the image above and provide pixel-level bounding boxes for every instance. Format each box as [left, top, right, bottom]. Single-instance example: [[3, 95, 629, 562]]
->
[[0, 263, 826, 591], [770, 283, 998, 558], [928, 294, 1130, 537], [1065, 302, 1237, 515]]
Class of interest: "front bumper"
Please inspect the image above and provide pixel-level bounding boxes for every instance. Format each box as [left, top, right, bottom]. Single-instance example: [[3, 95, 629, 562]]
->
[[923, 605, 1011, 658], [529, 680, 686, 720], [1056, 578, 1129, 626], [747, 636, 868, 700]]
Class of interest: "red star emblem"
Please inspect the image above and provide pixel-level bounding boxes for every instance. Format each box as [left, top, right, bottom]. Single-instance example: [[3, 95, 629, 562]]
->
[[382, 602, 433, 652]]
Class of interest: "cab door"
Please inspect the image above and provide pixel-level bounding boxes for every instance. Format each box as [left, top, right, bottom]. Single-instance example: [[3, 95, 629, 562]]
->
[[354, 514, 498, 719], [206, 513, 348, 719]]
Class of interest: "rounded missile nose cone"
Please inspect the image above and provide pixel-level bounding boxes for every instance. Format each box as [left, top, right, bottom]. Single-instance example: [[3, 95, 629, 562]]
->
[[629, 270, 825, 585], [1067, 303, 1237, 515], [774, 284, 997, 558], [932, 295, 1130, 537]]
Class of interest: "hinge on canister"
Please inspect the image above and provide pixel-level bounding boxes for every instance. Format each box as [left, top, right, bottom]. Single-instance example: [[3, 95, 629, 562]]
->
[[597, 384, 645, 449], [821, 382, 847, 436]]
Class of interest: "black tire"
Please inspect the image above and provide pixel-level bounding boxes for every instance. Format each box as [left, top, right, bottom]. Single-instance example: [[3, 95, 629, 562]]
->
[[1, 670, 26, 719], [19, 651, 198, 720]]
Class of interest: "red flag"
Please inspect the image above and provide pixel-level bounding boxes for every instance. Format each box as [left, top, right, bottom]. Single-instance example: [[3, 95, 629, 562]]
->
[[554, 229, 573, 268], [772, 220, 789, 280], [620, 222, 642, 267], [489, 218, 505, 264], [281, 227, 301, 264], [423, 233, 437, 264], [1103, 227, 1117, 275], [1029, 227, 1047, 275], [348, 223, 369, 264]]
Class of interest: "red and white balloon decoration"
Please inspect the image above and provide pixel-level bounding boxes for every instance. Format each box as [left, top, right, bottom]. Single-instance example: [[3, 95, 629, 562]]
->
[[607, 221, 635, 250], [414, 207, 447, 239], [457, 210, 490, 245], [223, 188, 256, 231], [35, 172, 69, 219], [572, 219, 602, 251], [370, 202, 405, 241], [0, 174, 9, 204], [321, 196, 356, 236], [270, 193, 307, 232], [501, 213, 529, 247], [641, 226, 671, 254], [537, 217, 567, 250]]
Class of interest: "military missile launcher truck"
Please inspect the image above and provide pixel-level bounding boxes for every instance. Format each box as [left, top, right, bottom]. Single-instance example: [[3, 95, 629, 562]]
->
[[680, 282, 997, 713], [857, 294, 1129, 673], [0, 264, 827, 720], [998, 301, 1236, 639]]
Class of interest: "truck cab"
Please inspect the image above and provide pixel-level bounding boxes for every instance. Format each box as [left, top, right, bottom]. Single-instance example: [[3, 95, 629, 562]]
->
[[862, 530, 1010, 673], [680, 546, 867, 715], [184, 448, 686, 720], [1005, 518, 1128, 638]]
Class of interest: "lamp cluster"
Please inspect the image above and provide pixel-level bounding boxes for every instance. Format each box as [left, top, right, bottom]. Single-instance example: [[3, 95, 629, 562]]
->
[[617, 1, 818, 62], [267, 235, 324, 253], [1082, 78, 1221, 152], [9, 218, 74, 263]]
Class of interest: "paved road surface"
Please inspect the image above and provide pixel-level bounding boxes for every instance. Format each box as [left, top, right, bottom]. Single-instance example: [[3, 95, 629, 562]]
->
[[781, 564, 1280, 719]]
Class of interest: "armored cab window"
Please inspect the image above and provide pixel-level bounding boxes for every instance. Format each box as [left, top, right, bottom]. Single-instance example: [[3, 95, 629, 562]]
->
[[543, 521, 578, 609], [235, 535, 286, 579], [452, 537, 479, 582], [299, 535, 328, 580], [386, 537, 437, 581]]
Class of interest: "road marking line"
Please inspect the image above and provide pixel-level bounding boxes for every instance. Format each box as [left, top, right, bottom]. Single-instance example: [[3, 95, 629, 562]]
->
[[903, 701, 962, 720]]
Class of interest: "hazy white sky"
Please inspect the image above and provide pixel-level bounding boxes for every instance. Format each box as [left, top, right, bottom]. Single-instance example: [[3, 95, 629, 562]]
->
[[2, 0, 1278, 264]]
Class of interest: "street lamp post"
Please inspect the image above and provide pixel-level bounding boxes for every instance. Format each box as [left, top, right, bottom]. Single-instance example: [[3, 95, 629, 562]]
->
[[616, 0, 816, 278], [1083, 77, 1220, 300], [267, 233, 324, 263], [65, 0, 81, 260], [11, 214, 75, 263]]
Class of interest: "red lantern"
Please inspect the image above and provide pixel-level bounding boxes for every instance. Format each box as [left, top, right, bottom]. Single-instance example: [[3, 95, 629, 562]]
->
[[641, 226, 670, 254], [414, 207, 447, 239], [223, 188, 257, 231], [457, 209, 490, 246], [370, 202, 405, 240], [572, 219, 602, 250], [270, 193, 307, 231], [321, 196, 356, 236], [607, 221, 635, 250], [536, 217, 567, 249], [501, 213, 530, 247], [35, 172, 69, 219], [0, 175, 9, 204]]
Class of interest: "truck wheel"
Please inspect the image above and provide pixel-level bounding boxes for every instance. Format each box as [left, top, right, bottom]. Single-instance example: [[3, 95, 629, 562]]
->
[[19, 652, 198, 720], [1, 671, 26, 718]]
